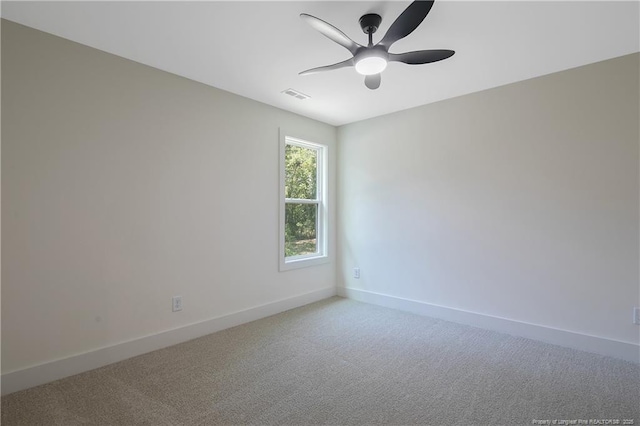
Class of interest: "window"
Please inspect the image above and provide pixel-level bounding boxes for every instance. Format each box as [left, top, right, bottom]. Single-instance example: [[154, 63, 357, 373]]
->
[[279, 130, 328, 270]]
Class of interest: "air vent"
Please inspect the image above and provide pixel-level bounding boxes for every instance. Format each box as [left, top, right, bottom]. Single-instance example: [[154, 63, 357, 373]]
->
[[281, 88, 310, 100]]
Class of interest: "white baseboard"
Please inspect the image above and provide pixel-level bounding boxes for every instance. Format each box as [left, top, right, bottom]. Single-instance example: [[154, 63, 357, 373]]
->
[[1, 287, 336, 395], [337, 287, 640, 364]]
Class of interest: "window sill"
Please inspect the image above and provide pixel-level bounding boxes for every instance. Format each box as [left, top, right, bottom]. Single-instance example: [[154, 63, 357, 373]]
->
[[280, 254, 329, 271]]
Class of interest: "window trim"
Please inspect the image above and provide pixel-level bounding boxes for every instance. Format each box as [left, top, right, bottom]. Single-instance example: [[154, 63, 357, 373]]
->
[[279, 130, 329, 271]]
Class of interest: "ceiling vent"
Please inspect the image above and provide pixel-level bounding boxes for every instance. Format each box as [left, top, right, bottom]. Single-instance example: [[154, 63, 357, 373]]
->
[[282, 88, 310, 100]]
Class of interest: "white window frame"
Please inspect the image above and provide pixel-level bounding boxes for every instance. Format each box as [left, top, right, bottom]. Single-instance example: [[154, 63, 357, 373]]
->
[[279, 130, 329, 271]]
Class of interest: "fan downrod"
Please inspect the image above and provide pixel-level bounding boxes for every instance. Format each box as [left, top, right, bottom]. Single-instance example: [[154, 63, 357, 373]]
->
[[359, 14, 382, 34]]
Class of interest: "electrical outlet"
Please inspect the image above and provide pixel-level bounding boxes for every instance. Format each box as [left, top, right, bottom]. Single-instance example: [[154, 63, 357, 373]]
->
[[172, 296, 183, 312], [634, 307, 640, 325], [354, 268, 360, 279]]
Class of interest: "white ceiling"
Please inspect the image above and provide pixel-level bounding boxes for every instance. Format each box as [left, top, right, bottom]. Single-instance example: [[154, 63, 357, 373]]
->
[[3, 1, 639, 126]]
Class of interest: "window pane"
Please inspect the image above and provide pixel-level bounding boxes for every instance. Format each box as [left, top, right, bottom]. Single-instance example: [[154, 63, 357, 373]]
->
[[285, 203, 318, 257], [285, 144, 317, 200]]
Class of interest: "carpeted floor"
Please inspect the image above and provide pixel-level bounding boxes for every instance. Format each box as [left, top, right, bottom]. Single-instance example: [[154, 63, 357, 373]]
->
[[2, 296, 639, 425]]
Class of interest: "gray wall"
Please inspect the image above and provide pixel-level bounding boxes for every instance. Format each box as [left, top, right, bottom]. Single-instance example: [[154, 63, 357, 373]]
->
[[338, 53, 640, 345], [1, 20, 337, 373]]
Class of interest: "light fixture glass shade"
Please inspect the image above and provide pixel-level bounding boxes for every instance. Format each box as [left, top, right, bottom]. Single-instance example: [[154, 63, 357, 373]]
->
[[355, 56, 388, 75]]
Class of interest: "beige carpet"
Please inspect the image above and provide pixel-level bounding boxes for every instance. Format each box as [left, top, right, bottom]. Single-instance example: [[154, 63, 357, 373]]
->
[[2, 296, 639, 425]]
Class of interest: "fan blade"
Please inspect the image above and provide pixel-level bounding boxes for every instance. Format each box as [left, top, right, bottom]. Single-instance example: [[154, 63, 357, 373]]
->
[[379, 1, 435, 48], [364, 74, 381, 90], [299, 58, 355, 76], [301, 14, 362, 55], [389, 49, 455, 65]]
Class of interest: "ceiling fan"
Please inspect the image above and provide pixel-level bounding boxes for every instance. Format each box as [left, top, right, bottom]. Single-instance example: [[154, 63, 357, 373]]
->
[[299, 0, 454, 90]]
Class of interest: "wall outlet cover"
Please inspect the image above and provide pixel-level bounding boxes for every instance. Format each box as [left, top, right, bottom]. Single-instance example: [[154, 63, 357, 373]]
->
[[172, 296, 183, 312]]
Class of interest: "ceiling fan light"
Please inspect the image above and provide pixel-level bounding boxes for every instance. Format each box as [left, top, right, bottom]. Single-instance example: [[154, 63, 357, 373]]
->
[[355, 56, 388, 75]]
